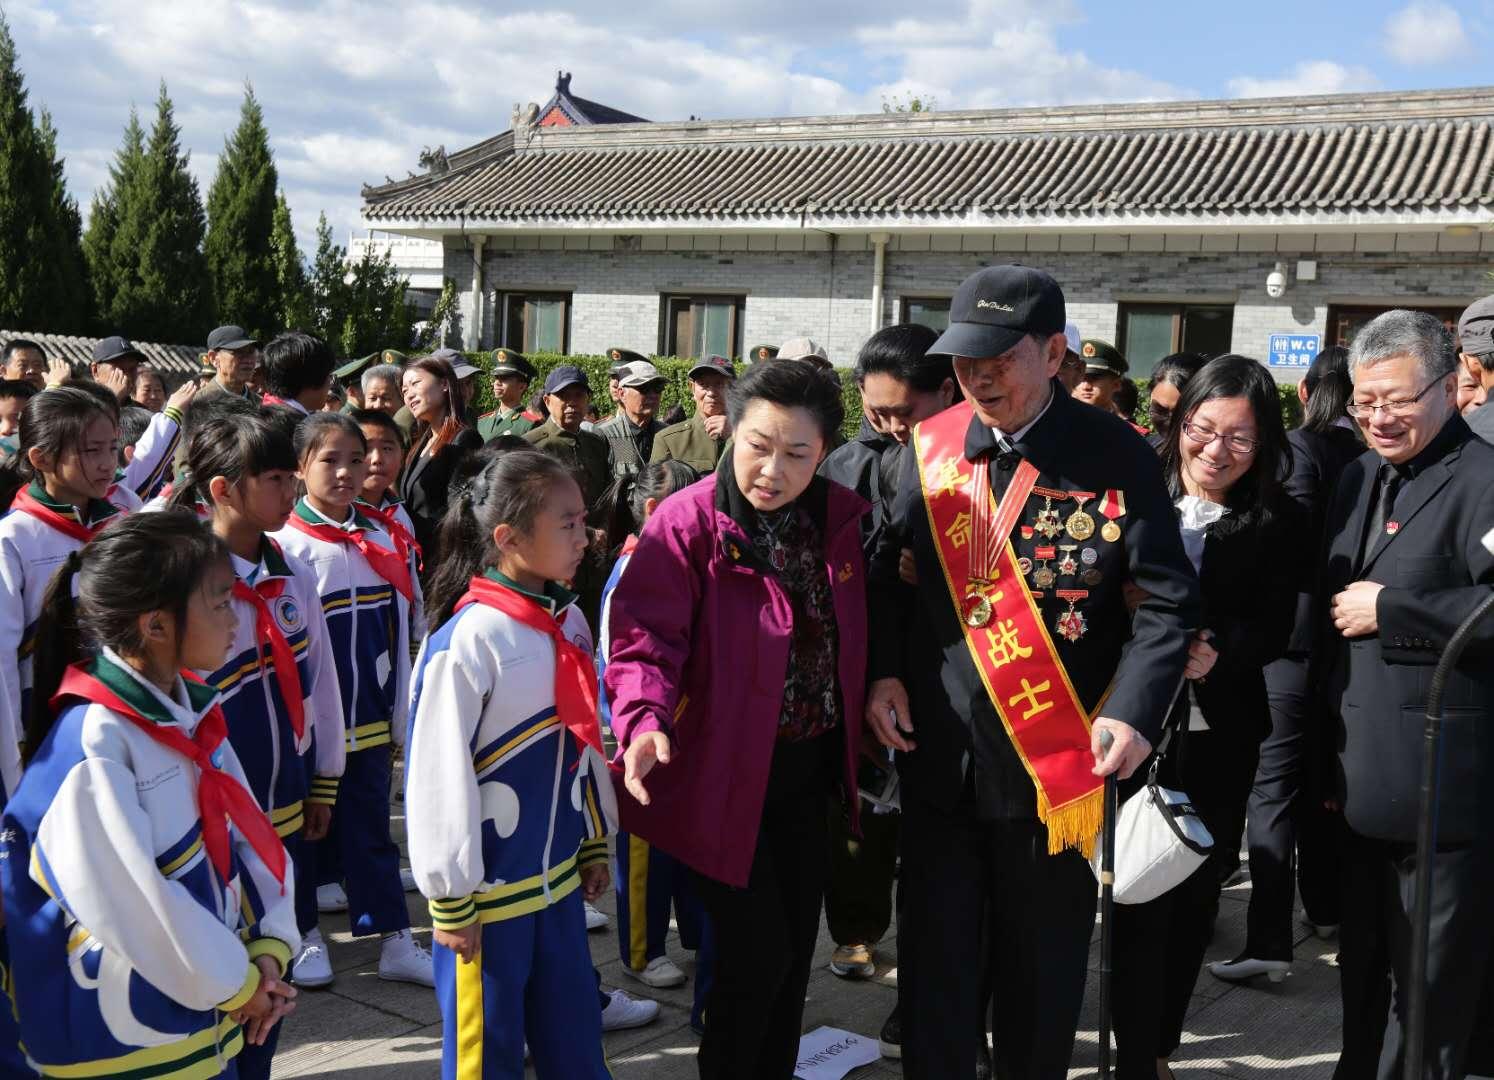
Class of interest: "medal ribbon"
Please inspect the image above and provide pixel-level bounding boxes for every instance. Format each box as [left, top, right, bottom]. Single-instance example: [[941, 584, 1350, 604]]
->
[[232, 576, 306, 741], [454, 576, 603, 758], [914, 401, 1103, 857], [51, 665, 287, 891], [1097, 489, 1127, 520], [287, 513, 414, 602], [11, 488, 116, 543]]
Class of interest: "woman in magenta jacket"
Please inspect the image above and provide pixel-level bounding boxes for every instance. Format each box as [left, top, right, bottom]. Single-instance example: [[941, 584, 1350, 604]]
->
[[605, 359, 868, 1080]]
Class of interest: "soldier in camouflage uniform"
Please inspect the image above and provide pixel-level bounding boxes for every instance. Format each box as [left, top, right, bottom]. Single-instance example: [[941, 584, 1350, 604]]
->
[[650, 354, 735, 475]]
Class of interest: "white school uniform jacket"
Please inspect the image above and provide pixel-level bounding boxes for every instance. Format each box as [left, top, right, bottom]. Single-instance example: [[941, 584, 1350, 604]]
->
[[406, 575, 616, 931], [121, 403, 183, 502], [272, 499, 414, 753], [196, 540, 346, 830], [0, 481, 141, 802], [0, 649, 299, 1078]]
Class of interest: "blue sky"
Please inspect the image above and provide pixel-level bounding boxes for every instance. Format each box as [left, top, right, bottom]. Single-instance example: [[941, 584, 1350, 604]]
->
[[3, 0, 1489, 255]]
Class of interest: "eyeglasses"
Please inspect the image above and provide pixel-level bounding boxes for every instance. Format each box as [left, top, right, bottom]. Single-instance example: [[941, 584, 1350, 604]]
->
[[1345, 375, 1446, 419], [1181, 420, 1258, 455]]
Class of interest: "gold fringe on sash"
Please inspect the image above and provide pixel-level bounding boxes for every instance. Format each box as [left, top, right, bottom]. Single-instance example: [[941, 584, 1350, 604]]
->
[[1038, 787, 1104, 859]]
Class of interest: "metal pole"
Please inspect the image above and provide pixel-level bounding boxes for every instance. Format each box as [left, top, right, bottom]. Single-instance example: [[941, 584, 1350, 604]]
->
[[1403, 588, 1494, 1080], [1098, 728, 1117, 1078]]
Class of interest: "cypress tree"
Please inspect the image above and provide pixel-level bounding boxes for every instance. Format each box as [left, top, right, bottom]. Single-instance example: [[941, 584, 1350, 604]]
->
[[83, 108, 144, 329], [91, 83, 213, 342], [269, 189, 311, 329], [205, 85, 279, 338], [0, 13, 90, 331]]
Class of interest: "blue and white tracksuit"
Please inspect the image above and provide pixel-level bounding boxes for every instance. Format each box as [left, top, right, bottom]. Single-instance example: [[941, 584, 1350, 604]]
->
[[0, 649, 299, 1080], [407, 574, 617, 1080], [121, 404, 184, 502], [599, 549, 713, 1028], [273, 500, 417, 937]]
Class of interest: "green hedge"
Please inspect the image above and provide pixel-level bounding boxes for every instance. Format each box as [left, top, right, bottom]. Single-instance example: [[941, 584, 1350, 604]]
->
[[460, 353, 1304, 444]]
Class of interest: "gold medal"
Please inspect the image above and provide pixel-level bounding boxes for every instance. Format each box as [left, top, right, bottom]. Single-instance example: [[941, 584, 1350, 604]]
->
[[1101, 520, 1121, 543], [965, 593, 993, 628], [1065, 492, 1095, 541], [1034, 566, 1056, 589]]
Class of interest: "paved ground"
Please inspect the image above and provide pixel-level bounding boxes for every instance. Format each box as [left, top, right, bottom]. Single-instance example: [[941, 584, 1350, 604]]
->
[[271, 783, 1352, 1078]]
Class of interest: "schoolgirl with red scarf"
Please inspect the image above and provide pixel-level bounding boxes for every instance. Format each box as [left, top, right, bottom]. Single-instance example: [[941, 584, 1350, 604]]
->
[[407, 449, 616, 1080], [0, 513, 298, 1079]]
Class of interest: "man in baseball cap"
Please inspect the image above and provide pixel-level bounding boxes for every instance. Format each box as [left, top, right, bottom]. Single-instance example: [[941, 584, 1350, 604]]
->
[[653, 354, 736, 474], [1058, 321, 1085, 391], [606, 348, 648, 406], [523, 365, 612, 509], [476, 348, 542, 440], [198, 325, 263, 404], [867, 263, 1198, 1080], [596, 360, 670, 480], [777, 336, 833, 370], [90, 335, 145, 401], [1458, 294, 1494, 441]]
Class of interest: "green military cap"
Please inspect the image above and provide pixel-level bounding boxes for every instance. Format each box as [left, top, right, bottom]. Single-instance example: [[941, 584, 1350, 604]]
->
[[1080, 339, 1128, 378], [491, 348, 536, 381], [380, 349, 409, 367], [332, 351, 380, 381], [607, 347, 649, 377], [746, 344, 779, 364]]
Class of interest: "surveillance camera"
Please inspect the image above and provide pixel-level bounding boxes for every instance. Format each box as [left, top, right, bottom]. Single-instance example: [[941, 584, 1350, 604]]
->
[[1265, 263, 1288, 299]]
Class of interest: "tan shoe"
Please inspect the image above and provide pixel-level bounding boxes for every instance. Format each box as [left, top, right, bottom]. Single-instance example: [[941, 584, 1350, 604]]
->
[[830, 943, 875, 979]]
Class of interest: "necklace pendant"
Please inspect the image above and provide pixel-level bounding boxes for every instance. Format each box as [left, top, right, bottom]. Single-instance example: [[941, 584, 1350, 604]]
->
[[770, 548, 788, 572]]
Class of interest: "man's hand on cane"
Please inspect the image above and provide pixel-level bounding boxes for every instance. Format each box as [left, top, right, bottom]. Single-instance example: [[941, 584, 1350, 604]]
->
[[1091, 718, 1150, 781]]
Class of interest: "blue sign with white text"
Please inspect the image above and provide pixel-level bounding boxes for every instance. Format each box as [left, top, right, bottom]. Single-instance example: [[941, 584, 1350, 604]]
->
[[1267, 333, 1321, 371]]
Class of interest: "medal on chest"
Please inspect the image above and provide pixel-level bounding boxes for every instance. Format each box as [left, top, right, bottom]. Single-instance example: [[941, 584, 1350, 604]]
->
[[1032, 545, 1057, 589], [1055, 589, 1090, 642], [1065, 492, 1096, 541], [1057, 545, 1079, 578], [1031, 487, 1069, 540], [1097, 489, 1127, 543], [962, 458, 1000, 628]]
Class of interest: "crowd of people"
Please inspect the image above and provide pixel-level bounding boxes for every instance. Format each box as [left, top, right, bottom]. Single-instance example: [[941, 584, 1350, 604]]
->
[[0, 267, 1491, 1080]]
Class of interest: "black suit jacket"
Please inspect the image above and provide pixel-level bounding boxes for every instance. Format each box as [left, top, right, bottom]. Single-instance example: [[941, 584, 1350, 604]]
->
[[397, 426, 484, 558], [1316, 414, 1494, 845], [870, 384, 1200, 820], [1283, 425, 1364, 655]]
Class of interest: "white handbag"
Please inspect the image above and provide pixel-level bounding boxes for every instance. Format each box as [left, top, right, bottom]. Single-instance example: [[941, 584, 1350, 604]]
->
[[1092, 729, 1214, 905]]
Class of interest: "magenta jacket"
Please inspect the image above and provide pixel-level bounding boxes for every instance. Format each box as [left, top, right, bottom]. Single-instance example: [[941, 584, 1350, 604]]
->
[[604, 468, 868, 887]]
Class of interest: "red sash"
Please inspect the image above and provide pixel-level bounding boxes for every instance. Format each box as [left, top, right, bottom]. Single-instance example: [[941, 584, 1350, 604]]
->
[[357, 500, 423, 572], [11, 488, 116, 543], [454, 576, 602, 758], [287, 512, 413, 602], [51, 665, 287, 889], [232, 575, 306, 741], [913, 401, 1102, 856]]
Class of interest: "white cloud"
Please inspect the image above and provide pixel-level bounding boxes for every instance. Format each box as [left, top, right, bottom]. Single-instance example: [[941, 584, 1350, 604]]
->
[[1227, 60, 1379, 99], [1383, 2, 1470, 66]]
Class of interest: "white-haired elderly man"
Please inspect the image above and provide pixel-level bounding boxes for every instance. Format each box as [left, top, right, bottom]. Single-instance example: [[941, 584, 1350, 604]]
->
[[1316, 308, 1494, 1078]]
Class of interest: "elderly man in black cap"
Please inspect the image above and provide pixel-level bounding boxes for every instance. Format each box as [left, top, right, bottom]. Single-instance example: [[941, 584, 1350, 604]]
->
[[650, 355, 734, 475], [197, 325, 263, 404], [1457, 294, 1494, 442], [523, 365, 614, 510], [91, 335, 196, 500], [866, 265, 1199, 1079]]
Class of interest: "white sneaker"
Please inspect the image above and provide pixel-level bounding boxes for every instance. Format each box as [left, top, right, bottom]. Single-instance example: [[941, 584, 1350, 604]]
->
[[600, 989, 660, 1031], [316, 883, 348, 913], [584, 901, 609, 931], [1207, 955, 1290, 984], [400, 867, 418, 893], [622, 955, 687, 989], [379, 929, 436, 987], [291, 928, 334, 988]]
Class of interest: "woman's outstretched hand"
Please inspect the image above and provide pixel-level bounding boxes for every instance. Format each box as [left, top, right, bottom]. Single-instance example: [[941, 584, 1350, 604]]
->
[[622, 731, 672, 806]]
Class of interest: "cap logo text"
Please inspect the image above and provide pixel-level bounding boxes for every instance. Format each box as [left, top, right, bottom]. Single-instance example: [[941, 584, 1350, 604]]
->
[[975, 300, 1015, 312]]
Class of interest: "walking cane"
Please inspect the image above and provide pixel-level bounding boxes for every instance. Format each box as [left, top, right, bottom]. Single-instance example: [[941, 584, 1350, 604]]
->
[[1098, 728, 1118, 1079], [1403, 585, 1494, 1080]]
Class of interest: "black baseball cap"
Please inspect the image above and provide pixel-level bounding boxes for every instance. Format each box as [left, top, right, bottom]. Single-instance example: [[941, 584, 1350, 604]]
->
[[1458, 294, 1494, 357], [543, 365, 590, 395], [206, 325, 259, 352], [689, 355, 736, 380], [927, 266, 1066, 359], [92, 335, 144, 365]]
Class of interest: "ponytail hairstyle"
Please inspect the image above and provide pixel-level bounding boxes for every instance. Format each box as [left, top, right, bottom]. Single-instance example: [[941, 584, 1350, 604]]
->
[[425, 449, 573, 629], [602, 460, 698, 552], [1300, 346, 1355, 435], [169, 412, 298, 514], [0, 386, 115, 508], [292, 410, 367, 465], [404, 355, 469, 456], [27, 513, 228, 761]]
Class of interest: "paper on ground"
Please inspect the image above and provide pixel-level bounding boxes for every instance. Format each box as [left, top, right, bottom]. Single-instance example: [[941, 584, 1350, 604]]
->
[[794, 1026, 881, 1080]]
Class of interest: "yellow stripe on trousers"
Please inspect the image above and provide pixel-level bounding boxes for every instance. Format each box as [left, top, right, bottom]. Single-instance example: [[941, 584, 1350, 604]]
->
[[628, 834, 651, 971], [456, 945, 484, 1080]]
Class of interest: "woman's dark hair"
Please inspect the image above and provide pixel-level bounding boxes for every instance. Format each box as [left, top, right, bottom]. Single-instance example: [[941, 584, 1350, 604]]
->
[[602, 459, 698, 552], [263, 331, 336, 401], [169, 413, 298, 514], [27, 513, 228, 761], [1300, 345, 1354, 435], [726, 360, 845, 447], [405, 355, 469, 456], [853, 323, 951, 394], [425, 450, 574, 628], [0, 386, 115, 507], [293, 410, 367, 464], [1160, 354, 1291, 529], [351, 407, 407, 449], [1147, 352, 1209, 393], [1113, 379, 1139, 421], [67, 378, 122, 421]]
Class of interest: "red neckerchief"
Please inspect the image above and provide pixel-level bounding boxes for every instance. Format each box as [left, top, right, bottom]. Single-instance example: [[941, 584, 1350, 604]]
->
[[620, 534, 640, 557], [11, 487, 118, 543], [287, 509, 413, 602], [357, 499, 423, 572], [261, 394, 288, 407], [51, 664, 287, 890], [454, 575, 602, 756], [232, 547, 306, 740]]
